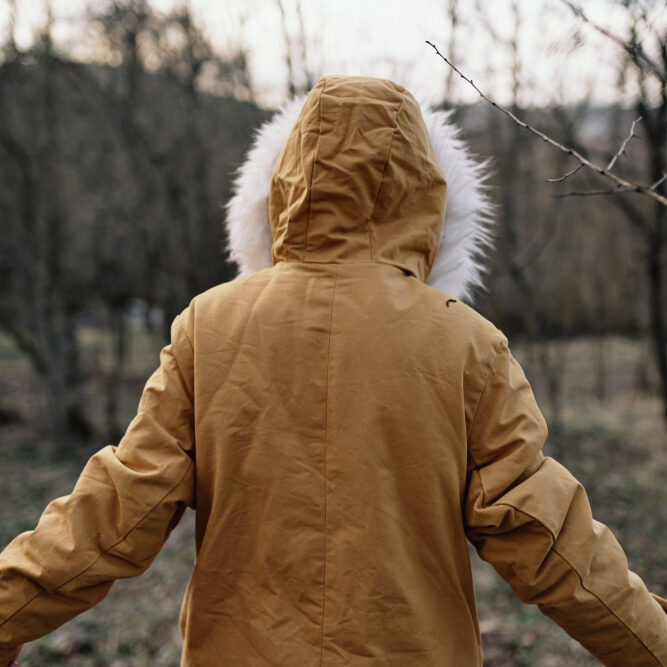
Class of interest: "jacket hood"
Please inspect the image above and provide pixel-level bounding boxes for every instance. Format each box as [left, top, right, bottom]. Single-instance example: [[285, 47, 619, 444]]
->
[[226, 75, 493, 301]]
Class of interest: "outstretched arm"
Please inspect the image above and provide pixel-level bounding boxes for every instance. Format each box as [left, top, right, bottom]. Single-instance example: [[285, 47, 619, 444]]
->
[[0, 313, 196, 665], [464, 336, 667, 666]]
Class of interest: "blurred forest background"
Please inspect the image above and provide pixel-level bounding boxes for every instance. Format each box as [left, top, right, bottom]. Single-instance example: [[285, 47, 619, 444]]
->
[[0, 0, 665, 665]]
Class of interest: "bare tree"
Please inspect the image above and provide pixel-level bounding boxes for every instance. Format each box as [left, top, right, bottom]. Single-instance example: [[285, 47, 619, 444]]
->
[[561, 0, 667, 423], [0, 15, 95, 444], [452, 2, 571, 433], [275, 0, 312, 98], [0, 0, 267, 444], [427, 0, 667, 425]]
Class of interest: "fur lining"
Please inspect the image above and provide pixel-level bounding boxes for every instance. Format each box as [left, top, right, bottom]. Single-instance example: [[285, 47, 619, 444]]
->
[[419, 108, 494, 301], [225, 98, 493, 302], [225, 96, 306, 281]]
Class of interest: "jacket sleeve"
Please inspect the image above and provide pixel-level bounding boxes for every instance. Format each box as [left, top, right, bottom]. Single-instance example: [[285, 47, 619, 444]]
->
[[0, 312, 196, 665], [464, 335, 667, 666]]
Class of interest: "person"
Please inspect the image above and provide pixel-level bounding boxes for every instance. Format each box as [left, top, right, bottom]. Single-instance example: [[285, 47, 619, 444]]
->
[[1, 75, 665, 666]]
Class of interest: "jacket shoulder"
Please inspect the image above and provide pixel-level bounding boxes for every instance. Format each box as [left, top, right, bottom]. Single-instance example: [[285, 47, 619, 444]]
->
[[421, 282, 505, 353], [178, 269, 274, 333], [419, 288, 509, 431], [196, 269, 274, 307]]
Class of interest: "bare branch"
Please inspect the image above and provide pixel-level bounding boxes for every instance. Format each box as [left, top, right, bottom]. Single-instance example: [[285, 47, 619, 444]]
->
[[560, 0, 665, 84], [650, 172, 667, 191], [546, 163, 583, 183], [554, 188, 639, 198], [425, 40, 667, 208], [606, 116, 641, 171]]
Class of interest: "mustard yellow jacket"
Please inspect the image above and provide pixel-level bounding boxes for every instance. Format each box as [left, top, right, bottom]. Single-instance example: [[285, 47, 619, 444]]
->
[[1, 77, 666, 666]]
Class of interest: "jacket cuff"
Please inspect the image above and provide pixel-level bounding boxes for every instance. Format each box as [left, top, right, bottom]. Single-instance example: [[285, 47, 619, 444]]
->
[[0, 644, 22, 664]]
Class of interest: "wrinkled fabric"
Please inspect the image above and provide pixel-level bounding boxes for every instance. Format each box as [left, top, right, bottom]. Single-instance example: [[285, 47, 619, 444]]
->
[[1, 76, 666, 666]]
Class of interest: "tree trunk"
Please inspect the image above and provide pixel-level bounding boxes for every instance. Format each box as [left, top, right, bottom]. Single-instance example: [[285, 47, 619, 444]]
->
[[104, 306, 129, 442], [639, 69, 667, 426], [648, 202, 667, 424]]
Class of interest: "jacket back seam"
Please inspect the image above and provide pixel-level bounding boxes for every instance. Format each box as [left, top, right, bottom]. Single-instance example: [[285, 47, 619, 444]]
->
[[319, 265, 340, 666]]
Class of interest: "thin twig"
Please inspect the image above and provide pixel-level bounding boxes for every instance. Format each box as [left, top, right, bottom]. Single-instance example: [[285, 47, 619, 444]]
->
[[553, 188, 637, 198], [606, 116, 641, 171], [425, 40, 667, 208], [546, 163, 583, 183], [650, 172, 667, 191], [561, 0, 665, 84]]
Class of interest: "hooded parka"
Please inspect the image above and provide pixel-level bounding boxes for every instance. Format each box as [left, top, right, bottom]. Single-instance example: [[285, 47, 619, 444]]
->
[[1, 76, 666, 666]]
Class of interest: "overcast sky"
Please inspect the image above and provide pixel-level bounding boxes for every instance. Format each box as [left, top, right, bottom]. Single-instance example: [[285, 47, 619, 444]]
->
[[2, 0, 665, 108]]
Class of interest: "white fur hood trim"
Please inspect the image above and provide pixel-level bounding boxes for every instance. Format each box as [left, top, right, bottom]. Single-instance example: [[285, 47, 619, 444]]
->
[[225, 98, 493, 302]]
